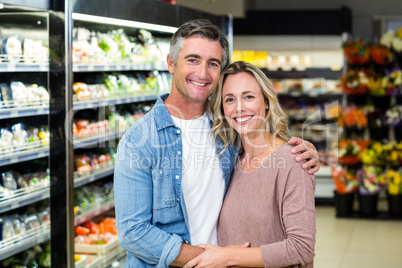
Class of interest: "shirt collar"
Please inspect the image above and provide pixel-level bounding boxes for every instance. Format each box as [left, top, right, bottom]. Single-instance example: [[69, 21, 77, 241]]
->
[[154, 93, 177, 130]]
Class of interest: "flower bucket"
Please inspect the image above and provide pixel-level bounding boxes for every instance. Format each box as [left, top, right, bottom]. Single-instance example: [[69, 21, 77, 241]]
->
[[387, 193, 402, 217], [341, 84, 368, 95], [334, 191, 355, 217], [358, 193, 379, 217]]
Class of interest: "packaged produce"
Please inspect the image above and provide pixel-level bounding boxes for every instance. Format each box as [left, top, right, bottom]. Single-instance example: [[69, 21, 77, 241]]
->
[[0, 217, 16, 240], [11, 123, 28, 148], [1, 36, 22, 62], [1, 171, 18, 190], [23, 214, 41, 231], [75, 154, 92, 175], [0, 128, 14, 153], [10, 82, 27, 105], [38, 126, 49, 145], [73, 82, 91, 100], [26, 84, 49, 102], [0, 83, 13, 107], [10, 215, 27, 236], [22, 38, 48, 63]]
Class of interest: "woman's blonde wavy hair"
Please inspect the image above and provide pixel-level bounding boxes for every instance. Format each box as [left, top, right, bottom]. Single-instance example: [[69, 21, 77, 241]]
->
[[208, 61, 291, 157]]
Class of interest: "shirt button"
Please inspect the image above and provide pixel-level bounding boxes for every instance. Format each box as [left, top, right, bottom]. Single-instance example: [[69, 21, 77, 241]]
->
[[175, 175, 179, 179], [185, 240, 189, 244], [177, 130, 181, 134], [178, 151, 181, 155], [177, 198, 180, 202], [160, 171, 162, 174]]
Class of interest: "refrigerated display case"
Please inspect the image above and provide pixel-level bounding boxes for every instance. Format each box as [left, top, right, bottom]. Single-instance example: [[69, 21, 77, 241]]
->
[[0, 1, 232, 267]]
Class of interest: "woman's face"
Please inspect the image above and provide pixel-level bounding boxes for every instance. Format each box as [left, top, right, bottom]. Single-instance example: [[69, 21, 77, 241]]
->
[[222, 72, 269, 137]]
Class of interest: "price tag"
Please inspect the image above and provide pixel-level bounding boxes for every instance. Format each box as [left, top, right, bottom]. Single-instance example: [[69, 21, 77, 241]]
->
[[104, 65, 110, 71], [37, 108, 45, 114], [37, 152, 46, 158], [10, 156, 18, 163], [7, 64, 16, 72], [89, 175, 95, 182], [88, 65, 95, 71]]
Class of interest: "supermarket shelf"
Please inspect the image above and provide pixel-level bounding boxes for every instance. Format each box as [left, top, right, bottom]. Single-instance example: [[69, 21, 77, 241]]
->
[[0, 105, 49, 119], [0, 185, 50, 214], [0, 63, 49, 73], [73, 63, 168, 72], [278, 92, 343, 98], [74, 195, 115, 226], [74, 161, 115, 188], [105, 249, 127, 268], [0, 146, 49, 167], [262, 68, 342, 80], [0, 226, 50, 261], [73, 131, 125, 149], [73, 93, 159, 110]]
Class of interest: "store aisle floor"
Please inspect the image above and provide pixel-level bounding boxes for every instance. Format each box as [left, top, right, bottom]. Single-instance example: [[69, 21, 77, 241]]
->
[[315, 206, 402, 267]]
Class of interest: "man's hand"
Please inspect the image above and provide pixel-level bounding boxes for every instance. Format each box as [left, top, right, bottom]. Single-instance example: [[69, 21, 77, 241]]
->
[[288, 137, 320, 175]]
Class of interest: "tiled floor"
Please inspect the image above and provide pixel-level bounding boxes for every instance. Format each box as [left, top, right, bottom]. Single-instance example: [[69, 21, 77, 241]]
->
[[315, 206, 402, 267]]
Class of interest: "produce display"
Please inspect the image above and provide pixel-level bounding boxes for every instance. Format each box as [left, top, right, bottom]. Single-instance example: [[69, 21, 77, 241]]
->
[[75, 151, 114, 176], [75, 217, 117, 245], [0, 170, 50, 198], [0, 203, 49, 242], [73, 72, 169, 101], [0, 82, 49, 108], [0, 123, 49, 155], [74, 182, 113, 216], [0, 35, 48, 63], [73, 27, 169, 66]]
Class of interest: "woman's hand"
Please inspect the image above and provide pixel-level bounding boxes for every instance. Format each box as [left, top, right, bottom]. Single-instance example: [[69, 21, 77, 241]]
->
[[183, 244, 231, 268], [288, 137, 320, 175]]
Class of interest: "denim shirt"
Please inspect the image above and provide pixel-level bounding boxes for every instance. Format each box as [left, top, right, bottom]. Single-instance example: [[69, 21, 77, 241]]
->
[[114, 94, 238, 268]]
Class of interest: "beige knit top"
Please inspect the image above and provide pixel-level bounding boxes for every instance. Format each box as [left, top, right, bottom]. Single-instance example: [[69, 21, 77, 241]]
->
[[217, 144, 316, 268]]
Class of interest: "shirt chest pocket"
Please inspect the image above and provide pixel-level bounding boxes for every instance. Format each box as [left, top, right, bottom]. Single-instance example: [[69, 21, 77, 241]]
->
[[151, 168, 177, 210]]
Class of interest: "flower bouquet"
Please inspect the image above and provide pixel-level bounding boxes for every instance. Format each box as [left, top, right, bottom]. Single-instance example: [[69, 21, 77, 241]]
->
[[370, 43, 394, 65], [332, 165, 359, 194], [357, 165, 387, 217], [367, 74, 386, 96], [338, 139, 369, 165], [385, 141, 402, 167], [342, 40, 371, 65], [384, 69, 402, 96], [332, 165, 359, 217], [341, 69, 369, 95], [358, 141, 388, 166], [357, 165, 387, 195], [340, 105, 367, 137], [385, 168, 402, 217], [381, 28, 402, 66], [385, 106, 402, 142], [386, 169, 402, 195]]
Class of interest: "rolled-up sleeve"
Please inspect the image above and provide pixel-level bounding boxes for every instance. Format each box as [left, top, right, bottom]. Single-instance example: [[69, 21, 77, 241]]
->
[[114, 136, 182, 267]]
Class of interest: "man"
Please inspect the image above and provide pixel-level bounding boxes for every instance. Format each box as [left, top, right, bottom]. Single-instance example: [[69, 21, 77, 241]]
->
[[114, 19, 320, 268]]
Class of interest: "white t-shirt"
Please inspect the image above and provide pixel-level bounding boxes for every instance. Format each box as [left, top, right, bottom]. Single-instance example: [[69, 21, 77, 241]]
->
[[171, 113, 225, 246]]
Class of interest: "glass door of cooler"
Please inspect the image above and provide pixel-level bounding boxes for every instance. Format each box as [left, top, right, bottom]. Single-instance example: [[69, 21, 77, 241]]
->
[[0, 9, 52, 268], [70, 13, 174, 268]]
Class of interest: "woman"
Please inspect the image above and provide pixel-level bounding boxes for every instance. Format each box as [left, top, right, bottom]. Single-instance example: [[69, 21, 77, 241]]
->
[[184, 61, 316, 268]]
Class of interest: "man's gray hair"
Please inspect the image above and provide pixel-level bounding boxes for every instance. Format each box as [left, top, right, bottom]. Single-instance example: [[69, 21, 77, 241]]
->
[[169, 19, 229, 70]]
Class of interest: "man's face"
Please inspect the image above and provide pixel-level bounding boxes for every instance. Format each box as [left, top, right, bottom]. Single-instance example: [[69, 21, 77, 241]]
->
[[167, 36, 223, 104]]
